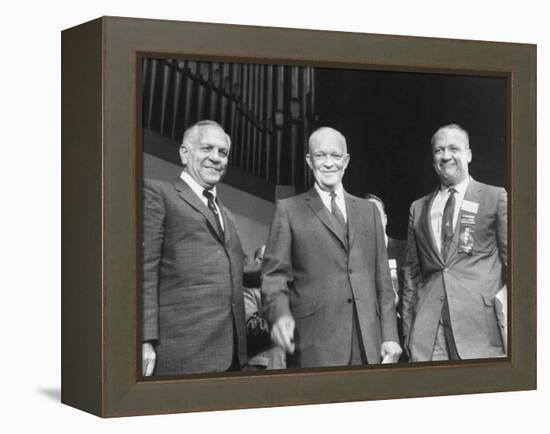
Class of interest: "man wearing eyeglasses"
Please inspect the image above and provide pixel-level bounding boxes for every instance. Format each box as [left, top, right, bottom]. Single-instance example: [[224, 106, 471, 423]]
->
[[261, 127, 402, 368]]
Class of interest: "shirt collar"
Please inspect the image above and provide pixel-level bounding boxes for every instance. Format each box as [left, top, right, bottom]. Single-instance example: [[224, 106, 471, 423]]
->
[[314, 182, 344, 200], [440, 176, 470, 196], [180, 171, 217, 200]]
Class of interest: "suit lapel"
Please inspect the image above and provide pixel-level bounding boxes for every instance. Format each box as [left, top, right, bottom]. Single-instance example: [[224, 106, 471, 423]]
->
[[218, 199, 232, 246], [346, 193, 359, 249], [172, 178, 224, 244], [421, 188, 443, 263], [305, 188, 347, 249]]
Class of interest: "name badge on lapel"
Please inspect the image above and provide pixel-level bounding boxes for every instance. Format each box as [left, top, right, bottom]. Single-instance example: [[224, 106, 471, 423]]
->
[[461, 200, 479, 214], [458, 201, 478, 255]]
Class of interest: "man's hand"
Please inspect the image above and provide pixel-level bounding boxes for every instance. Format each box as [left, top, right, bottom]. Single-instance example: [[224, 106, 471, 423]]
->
[[271, 315, 295, 354], [381, 340, 402, 363], [142, 342, 157, 376]]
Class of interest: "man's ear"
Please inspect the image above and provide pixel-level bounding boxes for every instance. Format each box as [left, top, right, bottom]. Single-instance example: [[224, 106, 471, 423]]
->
[[305, 153, 313, 170], [343, 153, 350, 169], [467, 149, 472, 163], [179, 145, 188, 166]]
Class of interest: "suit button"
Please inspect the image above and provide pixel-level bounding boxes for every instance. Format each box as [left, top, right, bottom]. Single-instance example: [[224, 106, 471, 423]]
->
[[440, 296, 445, 302], [443, 268, 448, 272], [348, 269, 353, 274], [347, 298, 353, 303]]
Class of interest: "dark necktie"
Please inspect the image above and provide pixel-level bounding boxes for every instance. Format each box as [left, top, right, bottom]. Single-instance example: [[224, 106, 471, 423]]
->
[[202, 189, 224, 237], [329, 191, 347, 231], [441, 187, 457, 261], [439, 187, 460, 359]]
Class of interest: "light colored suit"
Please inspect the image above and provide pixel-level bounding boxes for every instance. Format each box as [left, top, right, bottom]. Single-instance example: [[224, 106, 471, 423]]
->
[[261, 188, 398, 368], [142, 178, 248, 375], [402, 178, 507, 361]]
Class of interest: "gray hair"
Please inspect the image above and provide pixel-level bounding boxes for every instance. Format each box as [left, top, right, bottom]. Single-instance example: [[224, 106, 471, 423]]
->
[[181, 120, 231, 149]]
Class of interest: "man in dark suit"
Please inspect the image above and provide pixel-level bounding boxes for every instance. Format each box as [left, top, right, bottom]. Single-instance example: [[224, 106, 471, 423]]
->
[[142, 120, 250, 376], [261, 127, 402, 368], [402, 123, 507, 361]]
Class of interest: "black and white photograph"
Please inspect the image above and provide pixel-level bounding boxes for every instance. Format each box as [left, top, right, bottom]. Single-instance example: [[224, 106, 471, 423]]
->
[[140, 57, 508, 376], [6, 0, 543, 430]]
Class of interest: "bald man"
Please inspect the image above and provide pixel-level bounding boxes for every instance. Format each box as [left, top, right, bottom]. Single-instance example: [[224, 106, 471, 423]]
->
[[261, 127, 401, 368], [402, 123, 507, 362]]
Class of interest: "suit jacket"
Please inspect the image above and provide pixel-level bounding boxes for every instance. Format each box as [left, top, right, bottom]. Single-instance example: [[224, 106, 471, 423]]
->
[[142, 178, 248, 375], [402, 178, 507, 361], [261, 188, 398, 368]]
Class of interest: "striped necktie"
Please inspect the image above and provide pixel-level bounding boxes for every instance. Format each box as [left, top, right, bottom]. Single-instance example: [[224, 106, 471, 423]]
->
[[202, 189, 224, 237]]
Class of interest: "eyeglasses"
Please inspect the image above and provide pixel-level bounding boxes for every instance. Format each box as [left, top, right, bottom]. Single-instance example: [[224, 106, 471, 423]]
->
[[310, 152, 346, 162]]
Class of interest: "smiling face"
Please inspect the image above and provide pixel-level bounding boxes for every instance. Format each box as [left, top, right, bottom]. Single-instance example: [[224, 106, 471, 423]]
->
[[431, 126, 472, 187], [180, 124, 230, 189], [305, 127, 350, 192]]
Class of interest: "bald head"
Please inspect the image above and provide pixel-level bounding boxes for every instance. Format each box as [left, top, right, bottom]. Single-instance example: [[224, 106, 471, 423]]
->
[[431, 123, 470, 149], [305, 126, 350, 192], [308, 127, 347, 154]]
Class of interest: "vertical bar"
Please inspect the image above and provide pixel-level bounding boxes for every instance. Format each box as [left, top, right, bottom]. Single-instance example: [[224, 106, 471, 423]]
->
[[197, 68, 205, 121], [301, 67, 308, 189], [209, 62, 217, 120], [250, 64, 258, 175], [142, 58, 149, 126], [184, 68, 193, 128], [257, 65, 266, 176], [239, 64, 248, 169], [147, 59, 157, 129], [246, 64, 253, 172], [220, 63, 229, 128], [265, 65, 274, 182], [171, 63, 183, 139], [276, 65, 284, 184], [289, 66, 300, 186], [160, 61, 172, 135]]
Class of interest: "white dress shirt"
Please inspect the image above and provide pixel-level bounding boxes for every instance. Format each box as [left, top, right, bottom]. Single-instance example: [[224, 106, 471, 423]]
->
[[180, 171, 224, 230], [430, 176, 470, 253], [314, 183, 347, 222]]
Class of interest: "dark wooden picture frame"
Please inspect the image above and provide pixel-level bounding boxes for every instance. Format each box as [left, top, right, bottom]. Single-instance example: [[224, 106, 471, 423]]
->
[[61, 16, 536, 417]]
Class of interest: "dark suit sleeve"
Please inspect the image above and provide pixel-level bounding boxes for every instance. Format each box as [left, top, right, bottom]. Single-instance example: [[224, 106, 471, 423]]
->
[[401, 203, 420, 343], [142, 180, 165, 343], [221, 208, 261, 288], [371, 203, 399, 343], [261, 201, 293, 326], [243, 256, 261, 288], [496, 188, 508, 283]]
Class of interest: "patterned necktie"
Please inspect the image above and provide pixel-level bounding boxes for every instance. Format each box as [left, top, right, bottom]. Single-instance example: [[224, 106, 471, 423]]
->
[[202, 189, 224, 237], [329, 191, 347, 231], [441, 187, 457, 261]]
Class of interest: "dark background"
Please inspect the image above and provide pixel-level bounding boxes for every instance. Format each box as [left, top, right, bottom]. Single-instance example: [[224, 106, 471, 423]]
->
[[316, 68, 507, 239]]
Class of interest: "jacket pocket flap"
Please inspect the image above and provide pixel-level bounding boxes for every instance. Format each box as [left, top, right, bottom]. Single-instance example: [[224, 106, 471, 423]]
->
[[292, 302, 318, 319]]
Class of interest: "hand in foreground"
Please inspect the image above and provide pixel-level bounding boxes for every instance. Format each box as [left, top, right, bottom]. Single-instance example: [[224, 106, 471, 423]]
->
[[142, 342, 157, 376], [271, 315, 296, 354], [381, 340, 402, 364]]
